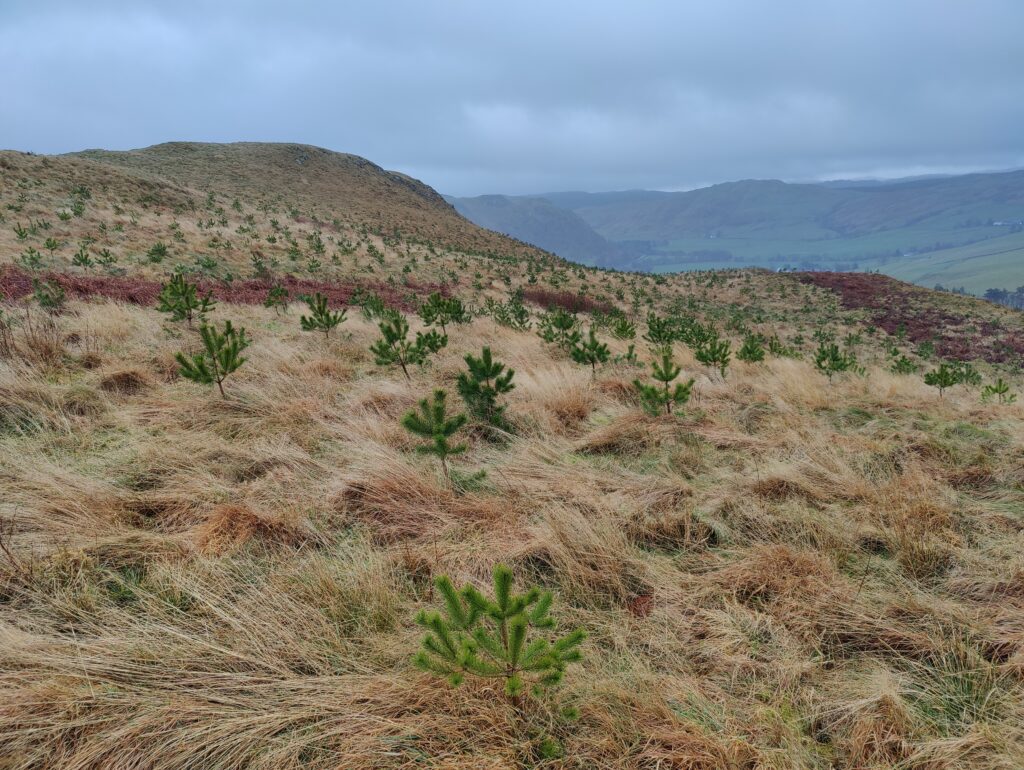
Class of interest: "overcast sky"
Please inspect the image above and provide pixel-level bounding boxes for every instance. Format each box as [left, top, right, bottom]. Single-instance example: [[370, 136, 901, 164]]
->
[[4, 1, 1024, 195]]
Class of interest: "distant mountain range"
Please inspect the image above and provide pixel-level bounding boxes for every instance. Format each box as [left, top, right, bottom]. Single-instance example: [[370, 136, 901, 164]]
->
[[448, 169, 1024, 293], [443, 194, 628, 265]]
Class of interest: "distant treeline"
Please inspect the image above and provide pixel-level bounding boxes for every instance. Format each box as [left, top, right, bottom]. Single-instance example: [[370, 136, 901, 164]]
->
[[937, 284, 1024, 310], [983, 287, 1024, 310]]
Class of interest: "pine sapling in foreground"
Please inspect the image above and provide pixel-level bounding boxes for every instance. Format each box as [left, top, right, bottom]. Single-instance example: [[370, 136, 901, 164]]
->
[[157, 273, 215, 328], [176, 320, 250, 398], [414, 563, 585, 703], [924, 363, 959, 398], [633, 348, 695, 415], [419, 292, 469, 335], [570, 327, 610, 374], [371, 313, 423, 380], [695, 336, 732, 379], [642, 313, 677, 349], [300, 292, 346, 337], [611, 315, 636, 341], [537, 308, 581, 352], [263, 285, 289, 314], [814, 342, 858, 383], [457, 346, 515, 431], [32, 278, 66, 315], [981, 377, 1016, 404], [415, 328, 448, 356], [736, 333, 765, 363], [401, 389, 467, 485]]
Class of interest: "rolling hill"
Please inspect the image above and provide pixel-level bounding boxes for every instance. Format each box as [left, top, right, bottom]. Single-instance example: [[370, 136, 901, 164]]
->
[[452, 170, 1024, 292], [68, 142, 553, 259], [446, 193, 625, 265]]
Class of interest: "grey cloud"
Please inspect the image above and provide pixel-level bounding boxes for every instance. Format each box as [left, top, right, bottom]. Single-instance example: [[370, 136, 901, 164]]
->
[[3, 0, 1023, 194]]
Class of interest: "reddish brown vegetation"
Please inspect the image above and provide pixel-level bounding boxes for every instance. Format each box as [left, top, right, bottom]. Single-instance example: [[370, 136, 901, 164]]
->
[[796, 271, 1024, 364], [519, 287, 616, 315], [0, 265, 443, 313]]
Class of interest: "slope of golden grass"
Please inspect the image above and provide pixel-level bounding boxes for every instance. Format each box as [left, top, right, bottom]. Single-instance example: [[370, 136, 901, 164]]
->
[[71, 142, 544, 256], [2, 143, 1024, 768], [3, 142, 1021, 359], [0, 292, 1022, 768]]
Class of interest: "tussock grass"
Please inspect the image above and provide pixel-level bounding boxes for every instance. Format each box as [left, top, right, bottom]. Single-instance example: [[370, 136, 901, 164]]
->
[[1, 295, 1023, 769]]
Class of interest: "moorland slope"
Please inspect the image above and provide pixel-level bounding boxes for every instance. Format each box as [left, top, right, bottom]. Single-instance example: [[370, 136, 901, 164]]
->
[[1, 143, 1023, 768]]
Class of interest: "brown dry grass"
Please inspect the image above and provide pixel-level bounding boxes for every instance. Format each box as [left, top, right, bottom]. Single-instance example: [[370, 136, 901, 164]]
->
[[1, 148, 1024, 768], [0, 293, 1021, 768]]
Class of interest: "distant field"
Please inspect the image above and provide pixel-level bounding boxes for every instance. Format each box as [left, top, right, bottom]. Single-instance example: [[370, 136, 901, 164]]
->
[[653, 225, 1004, 264], [635, 228, 1024, 293], [881, 231, 1024, 293]]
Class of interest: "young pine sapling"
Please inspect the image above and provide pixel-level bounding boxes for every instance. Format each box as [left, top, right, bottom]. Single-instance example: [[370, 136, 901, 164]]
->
[[370, 313, 423, 381], [814, 343, 858, 383], [457, 346, 515, 431], [415, 328, 448, 356], [413, 563, 586, 705], [538, 308, 581, 351], [419, 292, 469, 335], [695, 336, 732, 379], [570, 327, 610, 374], [736, 333, 765, 363], [263, 285, 289, 314], [981, 377, 1016, 404], [401, 389, 467, 486], [924, 363, 959, 398], [633, 349, 695, 416], [300, 292, 346, 337], [157, 273, 215, 328], [176, 320, 250, 399]]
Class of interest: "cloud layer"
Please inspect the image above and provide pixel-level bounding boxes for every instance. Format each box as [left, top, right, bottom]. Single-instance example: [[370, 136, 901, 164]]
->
[[4, 0, 1024, 194]]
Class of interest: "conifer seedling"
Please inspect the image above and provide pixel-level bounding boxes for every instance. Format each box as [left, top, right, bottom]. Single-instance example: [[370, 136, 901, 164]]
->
[[736, 333, 765, 363], [814, 342, 858, 383], [924, 363, 959, 398], [615, 343, 638, 365], [695, 337, 732, 379], [401, 389, 467, 485], [951, 361, 982, 389], [633, 349, 695, 415], [157, 273, 215, 328], [538, 308, 581, 351], [457, 346, 515, 430], [32, 278, 65, 314], [419, 292, 469, 335], [611, 315, 636, 341], [175, 320, 250, 398], [571, 327, 610, 374], [415, 328, 448, 356], [300, 292, 346, 337], [413, 563, 586, 703], [981, 377, 1016, 404], [890, 355, 919, 375], [263, 285, 289, 314], [643, 313, 676, 348], [370, 313, 423, 381], [71, 245, 93, 270]]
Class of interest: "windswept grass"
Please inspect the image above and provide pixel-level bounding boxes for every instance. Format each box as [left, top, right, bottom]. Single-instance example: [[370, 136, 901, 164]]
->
[[1, 293, 1022, 768]]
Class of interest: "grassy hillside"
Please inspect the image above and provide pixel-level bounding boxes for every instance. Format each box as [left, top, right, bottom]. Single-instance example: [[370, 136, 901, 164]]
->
[[71, 142, 534, 255], [2, 143, 1024, 768]]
